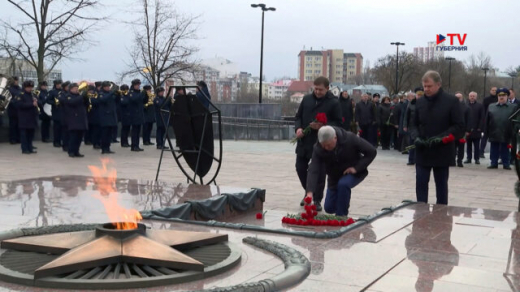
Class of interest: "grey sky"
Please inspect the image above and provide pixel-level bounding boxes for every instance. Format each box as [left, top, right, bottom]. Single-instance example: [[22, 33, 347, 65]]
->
[[1, 0, 519, 83]]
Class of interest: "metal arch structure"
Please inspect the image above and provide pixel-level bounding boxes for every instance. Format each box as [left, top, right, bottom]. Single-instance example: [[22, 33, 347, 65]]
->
[[155, 85, 223, 185]]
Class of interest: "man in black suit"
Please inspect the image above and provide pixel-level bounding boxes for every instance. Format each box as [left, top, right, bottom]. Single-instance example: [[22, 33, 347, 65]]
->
[[414, 70, 464, 205]]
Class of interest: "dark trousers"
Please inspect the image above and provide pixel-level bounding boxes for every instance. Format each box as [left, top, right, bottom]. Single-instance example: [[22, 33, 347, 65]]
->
[[455, 140, 465, 164], [359, 124, 370, 143], [480, 134, 488, 155], [490, 142, 510, 168], [61, 124, 69, 150], [9, 116, 19, 143], [466, 137, 480, 162], [112, 125, 119, 142], [156, 126, 165, 147], [68, 130, 83, 155], [131, 125, 141, 148], [380, 125, 393, 149], [53, 120, 62, 144], [296, 155, 325, 203], [101, 126, 113, 151], [324, 174, 365, 216], [511, 135, 517, 164], [368, 124, 378, 147], [416, 165, 449, 205], [143, 122, 154, 143], [89, 124, 101, 147], [393, 129, 403, 150], [408, 136, 416, 164], [20, 128, 35, 152], [41, 118, 51, 141], [121, 125, 130, 146]]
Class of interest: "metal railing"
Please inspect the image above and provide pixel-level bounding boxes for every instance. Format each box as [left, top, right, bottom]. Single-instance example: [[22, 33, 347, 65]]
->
[[213, 116, 294, 140]]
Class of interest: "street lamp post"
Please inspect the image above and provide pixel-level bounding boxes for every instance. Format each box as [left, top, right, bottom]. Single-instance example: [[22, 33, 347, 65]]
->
[[390, 42, 405, 95], [509, 72, 518, 90], [445, 57, 455, 93], [251, 3, 276, 104], [482, 67, 489, 98]]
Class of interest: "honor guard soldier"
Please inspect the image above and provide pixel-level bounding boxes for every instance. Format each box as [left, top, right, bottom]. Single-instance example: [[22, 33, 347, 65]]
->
[[119, 84, 131, 147], [63, 83, 88, 157], [128, 79, 145, 152], [142, 85, 155, 146], [59, 81, 71, 152], [37, 81, 51, 142], [7, 76, 22, 144], [113, 85, 121, 143], [99, 81, 118, 154], [47, 79, 63, 147], [95, 81, 102, 93], [153, 86, 171, 149], [86, 85, 102, 149], [16, 80, 39, 154]]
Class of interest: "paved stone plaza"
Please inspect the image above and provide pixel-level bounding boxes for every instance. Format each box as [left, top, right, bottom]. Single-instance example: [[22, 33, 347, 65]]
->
[[0, 139, 519, 292], [0, 139, 517, 218]]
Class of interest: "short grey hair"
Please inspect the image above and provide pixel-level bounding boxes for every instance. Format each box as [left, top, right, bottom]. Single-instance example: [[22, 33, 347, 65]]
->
[[318, 126, 336, 143], [422, 70, 442, 83], [469, 91, 478, 97], [406, 92, 415, 98]]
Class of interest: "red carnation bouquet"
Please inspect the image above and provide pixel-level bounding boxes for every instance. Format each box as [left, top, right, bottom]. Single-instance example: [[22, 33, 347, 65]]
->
[[291, 113, 328, 144], [281, 196, 356, 227], [404, 133, 455, 152], [459, 138, 466, 144]]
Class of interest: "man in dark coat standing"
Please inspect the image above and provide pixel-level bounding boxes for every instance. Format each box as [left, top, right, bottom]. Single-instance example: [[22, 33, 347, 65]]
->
[[47, 79, 62, 147], [142, 85, 155, 146], [294, 76, 342, 211], [403, 87, 423, 165], [58, 81, 71, 152], [119, 84, 131, 147], [63, 83, 88, 157], [480, 87, 497, 158], [127, 79, 145, 152], [464, 91, 484, 165], [508, 89, 519, 165], [98, 81, 118, 154], [339, 91, 354, 132], [37, 81, 51, 142], [486, 88, 516, 170], [154, 87, 171, 150], [7, 76, 21, 144], [305, 126, 377, 217], [414, 70, 464, 205], [16, 80, 39, 154], [355, 93, 377, 146], [454, 92, 469, 167]]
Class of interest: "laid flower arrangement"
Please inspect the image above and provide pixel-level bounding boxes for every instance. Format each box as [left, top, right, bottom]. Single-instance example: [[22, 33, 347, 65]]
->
[[290, 113, 328, 144], [281, 196, 356, 226], [403, 133, 455, 152]]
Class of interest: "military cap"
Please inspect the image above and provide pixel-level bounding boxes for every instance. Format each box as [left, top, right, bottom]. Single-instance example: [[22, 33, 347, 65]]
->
[[120, 84, 129, 91], [53, 79, 62, 85], [69, 83, 79, 89], [39, 81, 48, 87], [414, 87, 424, 93], [94, 81, 102, 87], [102, 81, 111, 88], [131, 79, 141, 85], [155, 86, 165, 94], [87, 85, 96, 91], [12, 76, 19, 81], [22, 80, 34, 88], [62, 81, 71, 88], [373, 93, 380, 98], [143, 85, 152, 91], [497, 88, 510, 96]]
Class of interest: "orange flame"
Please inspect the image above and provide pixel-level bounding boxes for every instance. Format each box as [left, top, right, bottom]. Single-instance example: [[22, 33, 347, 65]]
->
[[88, 158, 142, 230]]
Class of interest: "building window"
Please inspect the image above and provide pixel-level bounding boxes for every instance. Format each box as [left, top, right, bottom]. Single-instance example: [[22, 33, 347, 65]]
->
[[315, 70, 321, 74], [306, 63, 312, 67], [350, 72, 354, 76], [315, 57, 320, 61], [307, 57, 312, 61]]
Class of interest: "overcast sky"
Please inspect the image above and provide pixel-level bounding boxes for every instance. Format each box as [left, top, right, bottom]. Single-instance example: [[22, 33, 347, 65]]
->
[[1, 0, 519, 83]]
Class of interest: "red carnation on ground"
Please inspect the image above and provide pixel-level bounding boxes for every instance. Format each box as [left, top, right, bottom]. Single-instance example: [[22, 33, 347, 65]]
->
[[316, 113, 328, 124], [311, 205, 317, 211], [346, 218, 355, 225], [459, 138, 466, 144], [312, 211, 318, 217], [304, 205, 312, 212], [301, 213, 308, 219], [304, 196, 312, 204], [256, 213, 263, 219], [508, 144, 513, 149]]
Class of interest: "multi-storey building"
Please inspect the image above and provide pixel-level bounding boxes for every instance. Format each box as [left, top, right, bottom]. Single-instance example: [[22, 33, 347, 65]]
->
[[297, 49, 363, 83]]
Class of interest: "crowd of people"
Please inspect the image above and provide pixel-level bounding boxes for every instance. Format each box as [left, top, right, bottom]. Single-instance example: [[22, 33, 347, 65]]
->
[[295, 72, 518, 216], [0, 77, 211, 157]]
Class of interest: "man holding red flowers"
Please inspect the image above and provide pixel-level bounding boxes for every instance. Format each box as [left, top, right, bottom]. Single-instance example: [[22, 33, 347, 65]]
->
[[414, 70, 464, 205], [294, 76, 342, 211]]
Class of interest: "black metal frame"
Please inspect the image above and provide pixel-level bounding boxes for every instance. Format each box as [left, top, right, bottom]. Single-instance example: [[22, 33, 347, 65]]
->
[[155, 85, 223, 185]]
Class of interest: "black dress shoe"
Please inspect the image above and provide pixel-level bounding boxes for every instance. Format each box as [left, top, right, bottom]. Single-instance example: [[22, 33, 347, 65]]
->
[[475, 160, 480, 165], [85, 142, 92, 145], [75, 153, 85, 157], [457, 163, 463, 167], [29, 150, 37, 154], [300, 199, 305, 206], [32, 146, 37, 149], [42, 139, 50, 143], [101, 150, 115, 154], [314, 201, 322, 212], [93, 145, 101, 150], [121, 144, 130, 148], [464, 160, 471, 164], [504, 166, 512, 170], [53, 143, 61, 147], [480, 154, 485, 159], [22, 151, 31, 154], [147, 142, 155, 146], [68, 153, 75, 158], [112, 140, 120, 143], [407, 162, 415, 166], [487, 165, 498, 169], [131, 147, 144, 151]]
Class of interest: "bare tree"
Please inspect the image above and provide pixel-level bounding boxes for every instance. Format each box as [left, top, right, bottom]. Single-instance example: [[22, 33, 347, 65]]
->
[[122, 0, 199, 89], [372, 52, 422, 94], [1, 0, 106, 82]]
